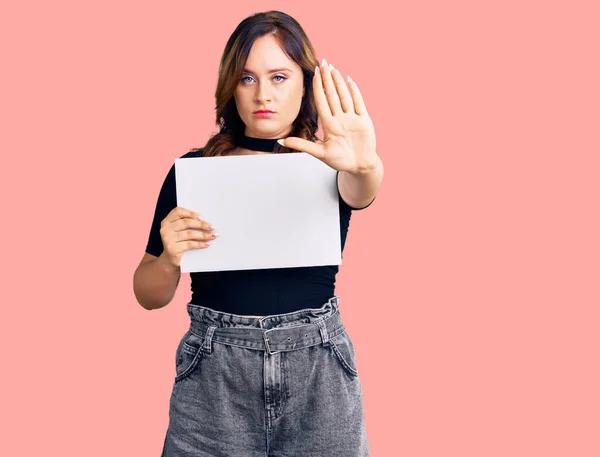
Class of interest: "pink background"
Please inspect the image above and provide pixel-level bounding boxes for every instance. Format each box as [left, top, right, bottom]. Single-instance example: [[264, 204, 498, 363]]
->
[[2, 1, 599, 455]]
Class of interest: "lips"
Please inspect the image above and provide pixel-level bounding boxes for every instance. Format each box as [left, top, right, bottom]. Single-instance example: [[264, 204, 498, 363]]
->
[[254, 110, 275, 114]]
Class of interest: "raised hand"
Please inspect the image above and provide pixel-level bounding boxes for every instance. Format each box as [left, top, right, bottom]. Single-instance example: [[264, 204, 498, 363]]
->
[[278, 58, 380, 174]]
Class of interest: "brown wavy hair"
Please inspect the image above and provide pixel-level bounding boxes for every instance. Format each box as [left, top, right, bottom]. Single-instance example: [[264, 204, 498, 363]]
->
[[190, 11, 321, 157]]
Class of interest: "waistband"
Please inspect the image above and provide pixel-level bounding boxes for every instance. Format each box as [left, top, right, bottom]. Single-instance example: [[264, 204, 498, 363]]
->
[[185, 296, 344, 355]]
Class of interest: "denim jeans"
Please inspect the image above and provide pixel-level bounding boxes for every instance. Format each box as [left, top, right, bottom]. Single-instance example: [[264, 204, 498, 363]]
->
[[161, 295, 370, 456]]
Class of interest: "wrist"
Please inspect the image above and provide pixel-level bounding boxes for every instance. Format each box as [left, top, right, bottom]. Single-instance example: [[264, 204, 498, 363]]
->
[[156, 252, 180, 275], [352, 153, 383, 175]]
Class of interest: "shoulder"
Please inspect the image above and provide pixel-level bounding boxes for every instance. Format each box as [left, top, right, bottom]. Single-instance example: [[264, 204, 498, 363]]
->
[[165, 148, 205, 176], [159, 148, 205, 186], [179, 148, 204, 159]]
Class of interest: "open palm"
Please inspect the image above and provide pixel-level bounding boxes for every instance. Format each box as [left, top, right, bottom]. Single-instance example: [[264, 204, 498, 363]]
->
[[279, 59, 379, 173]]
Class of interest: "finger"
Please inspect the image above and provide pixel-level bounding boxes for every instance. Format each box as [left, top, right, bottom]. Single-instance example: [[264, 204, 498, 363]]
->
[[330, 66, 354, 114], [346, 76, 368, 116], [179, 240, 212, 250], [313, 65, 333, 121], [279, 137, 325, 161], [165, 206, 204, 225], [174, 217, 215, 233], [320, 59, 343, 116], [176, 228, 216, 243]]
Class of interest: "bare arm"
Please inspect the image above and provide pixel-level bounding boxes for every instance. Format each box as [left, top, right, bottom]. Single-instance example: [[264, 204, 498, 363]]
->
[[338, 154, 384, 209], [133, 252, 181, 310], [134, 205, 215, 310]]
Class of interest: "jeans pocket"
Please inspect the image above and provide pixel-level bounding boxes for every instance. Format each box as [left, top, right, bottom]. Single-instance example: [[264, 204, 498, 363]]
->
[[328, 330, 359, 378], [174, 329, 205, 384]]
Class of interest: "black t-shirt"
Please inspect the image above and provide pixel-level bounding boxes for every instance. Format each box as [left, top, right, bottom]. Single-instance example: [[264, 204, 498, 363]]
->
[[145, 148, 375, 315]]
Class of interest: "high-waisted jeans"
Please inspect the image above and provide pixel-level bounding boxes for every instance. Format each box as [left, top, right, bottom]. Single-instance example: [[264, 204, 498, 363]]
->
[[161, 295, 370, 456]]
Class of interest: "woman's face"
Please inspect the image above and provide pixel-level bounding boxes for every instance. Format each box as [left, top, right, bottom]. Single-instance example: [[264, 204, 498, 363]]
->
[[234, 34, 305, 139]]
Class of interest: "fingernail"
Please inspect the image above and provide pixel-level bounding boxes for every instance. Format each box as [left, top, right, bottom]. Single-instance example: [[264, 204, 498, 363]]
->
[[197, 214, 203, 220], [321, 58, 327, 67], [277, 139, 285, 146]]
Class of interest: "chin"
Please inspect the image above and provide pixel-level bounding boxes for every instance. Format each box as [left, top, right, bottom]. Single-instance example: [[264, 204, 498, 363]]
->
[[252, 128, 279, 137]]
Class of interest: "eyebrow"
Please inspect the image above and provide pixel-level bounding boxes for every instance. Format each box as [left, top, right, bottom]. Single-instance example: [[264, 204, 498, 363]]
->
[[242, 67, 292, 75]]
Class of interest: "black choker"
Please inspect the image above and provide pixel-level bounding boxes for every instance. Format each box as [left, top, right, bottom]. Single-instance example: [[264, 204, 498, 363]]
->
[[236, 134, 278, 152]]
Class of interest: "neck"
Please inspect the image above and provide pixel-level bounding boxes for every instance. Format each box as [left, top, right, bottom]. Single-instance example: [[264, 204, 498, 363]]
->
[[236, 133, 278, 152]]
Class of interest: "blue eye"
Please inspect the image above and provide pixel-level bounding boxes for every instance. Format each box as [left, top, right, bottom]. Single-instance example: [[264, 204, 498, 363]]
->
[[240, 75, 287, 84]]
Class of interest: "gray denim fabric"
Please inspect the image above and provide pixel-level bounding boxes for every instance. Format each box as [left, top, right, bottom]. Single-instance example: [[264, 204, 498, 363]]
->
[[161, 295, 370, 456]]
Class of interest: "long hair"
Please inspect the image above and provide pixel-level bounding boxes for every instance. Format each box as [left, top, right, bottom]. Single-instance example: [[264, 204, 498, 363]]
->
[[191, 11, 320, 157]]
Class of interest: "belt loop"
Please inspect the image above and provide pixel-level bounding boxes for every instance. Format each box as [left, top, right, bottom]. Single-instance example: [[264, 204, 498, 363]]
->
[[329, 296, 340, 313], [202, 325, 217, 354], [316, 319, 330, 347]]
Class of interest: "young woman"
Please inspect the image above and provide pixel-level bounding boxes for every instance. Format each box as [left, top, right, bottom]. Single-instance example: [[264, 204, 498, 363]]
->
[[133, 10, 383, 457]]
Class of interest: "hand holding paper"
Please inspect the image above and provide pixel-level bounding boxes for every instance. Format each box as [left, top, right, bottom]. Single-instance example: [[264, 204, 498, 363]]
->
[[158, 206, 218, 269]]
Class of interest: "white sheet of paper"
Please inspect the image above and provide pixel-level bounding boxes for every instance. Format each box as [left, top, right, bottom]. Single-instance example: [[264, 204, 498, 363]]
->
[[175, 152, 342, 273]]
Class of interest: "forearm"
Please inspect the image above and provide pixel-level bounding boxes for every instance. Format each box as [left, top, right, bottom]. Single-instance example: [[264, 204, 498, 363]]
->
[[133, 254, 181, 310], [340, 154, 384, 208]]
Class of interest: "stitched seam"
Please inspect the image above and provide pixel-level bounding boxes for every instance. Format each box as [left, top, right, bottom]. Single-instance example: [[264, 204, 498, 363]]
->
[[175, 350, 202, 383], [182, 343, 199, 354], [330, 340, 359, 376]]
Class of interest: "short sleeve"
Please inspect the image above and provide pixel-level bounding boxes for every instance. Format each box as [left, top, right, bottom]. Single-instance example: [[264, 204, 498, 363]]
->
[[145, 163, 177, 257], [336, 170, 376, 211]]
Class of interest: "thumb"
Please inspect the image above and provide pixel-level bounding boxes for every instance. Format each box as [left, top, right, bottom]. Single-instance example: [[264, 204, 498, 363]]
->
[[278, 137, 324, 160]]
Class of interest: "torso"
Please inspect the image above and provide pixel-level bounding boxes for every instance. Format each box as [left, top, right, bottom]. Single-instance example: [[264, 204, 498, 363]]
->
[[179, 147, 354, 316], [225, 147, 280, 319], [228, 147, 271, 156]]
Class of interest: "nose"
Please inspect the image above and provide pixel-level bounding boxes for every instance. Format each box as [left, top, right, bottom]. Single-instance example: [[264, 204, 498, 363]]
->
[[254, 81, 272, 104]]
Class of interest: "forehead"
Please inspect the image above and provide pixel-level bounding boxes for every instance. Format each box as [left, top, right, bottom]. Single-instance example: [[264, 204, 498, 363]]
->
[[245, 35, 299, 72]]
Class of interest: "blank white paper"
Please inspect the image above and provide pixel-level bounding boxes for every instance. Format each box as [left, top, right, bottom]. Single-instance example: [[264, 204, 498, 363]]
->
[[174, 152, 342, 273]]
